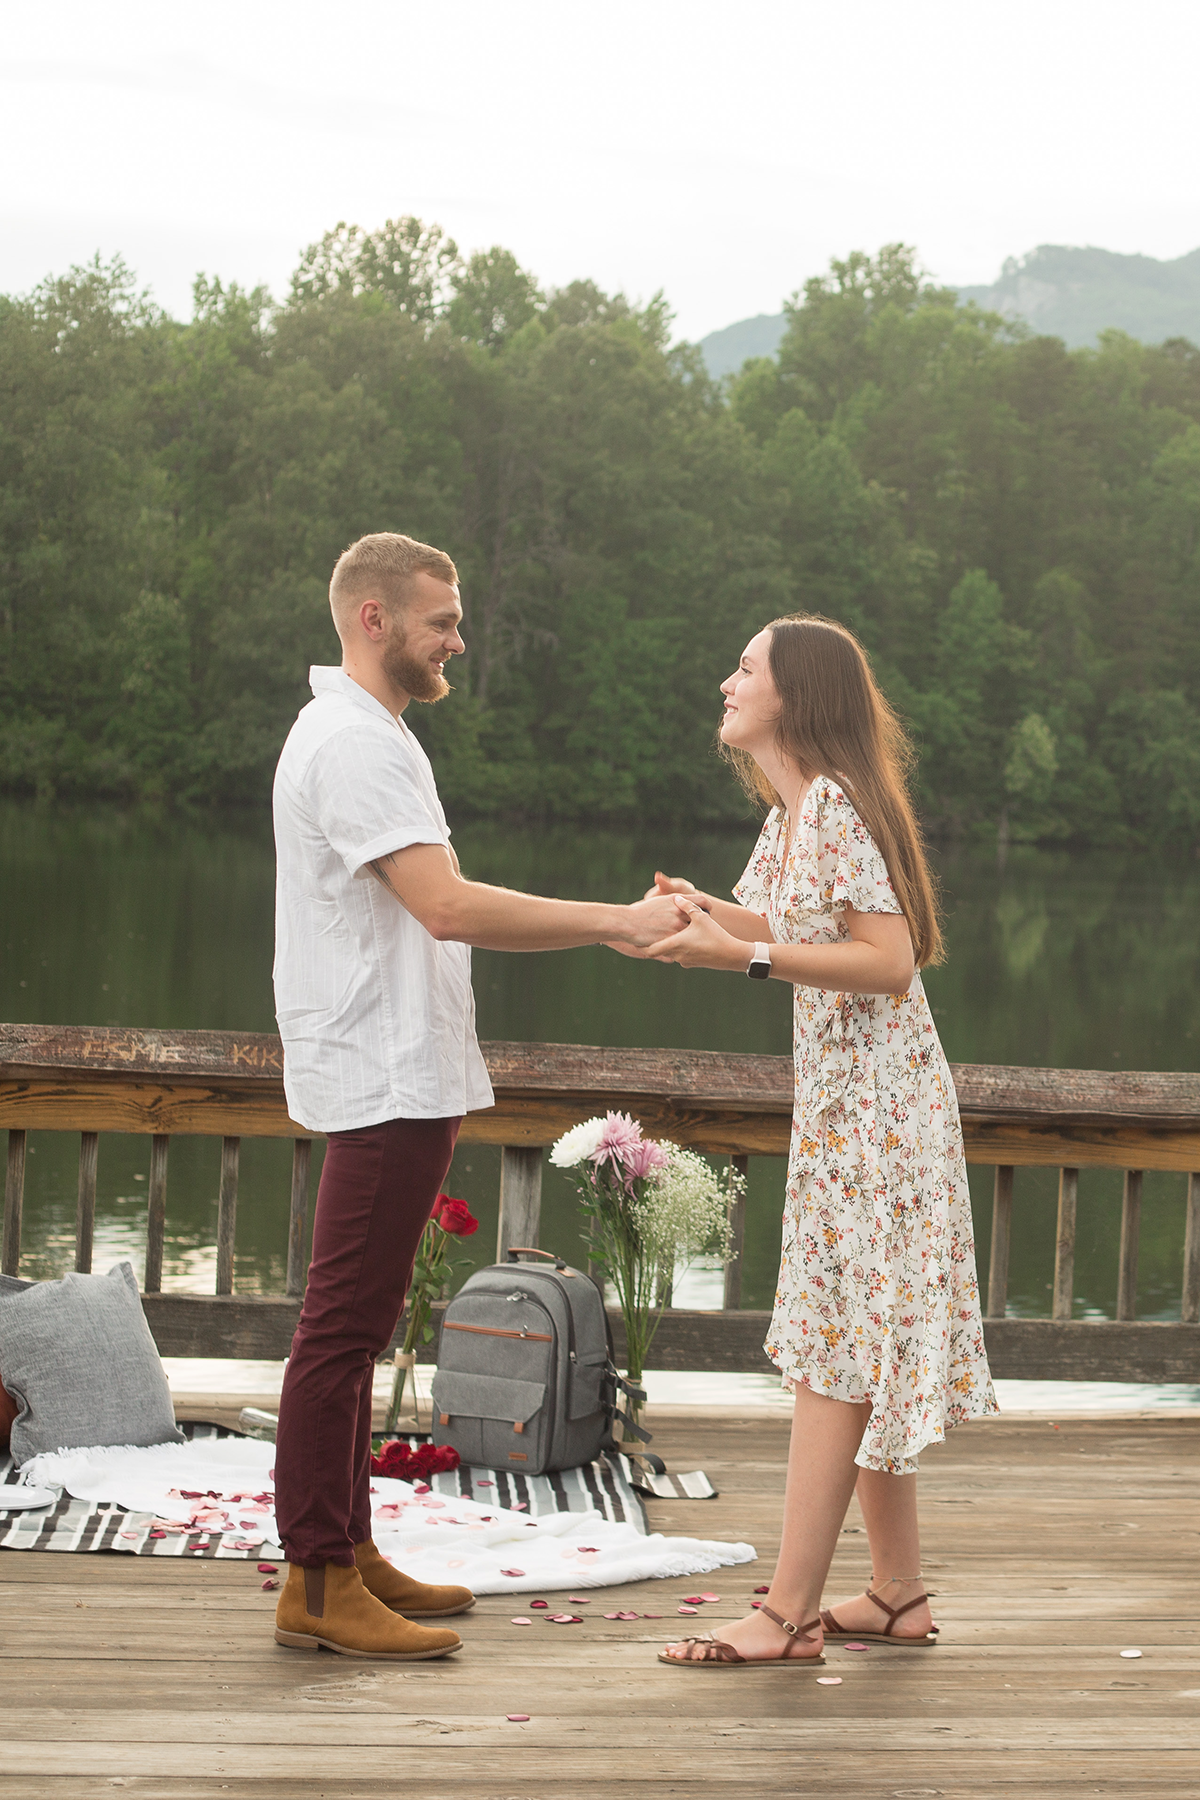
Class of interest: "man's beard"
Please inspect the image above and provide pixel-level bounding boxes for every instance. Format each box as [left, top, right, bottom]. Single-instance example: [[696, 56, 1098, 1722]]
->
[[383, 630, 451, 704]]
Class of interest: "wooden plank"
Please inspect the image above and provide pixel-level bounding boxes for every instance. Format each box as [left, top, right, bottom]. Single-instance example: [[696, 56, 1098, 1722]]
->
[[1117, 1170, 1143, 1321], [216, 1138, 239, 1295], [74, 1131, 98, 1273], [1052, 1168, 1078, 1320], [286, 1139, 311, 1299], [986, 1164, 1013, 1318], [496, 1145, 543, 1261], [959, 1118, 1200, 1172], [133, 1291, 1200, 1378], [1185, 1173, 1200, 1326], [144, 1135, 169, 1294], [723, 1155, 748, 1310], [3, 1126, 25, 1276]]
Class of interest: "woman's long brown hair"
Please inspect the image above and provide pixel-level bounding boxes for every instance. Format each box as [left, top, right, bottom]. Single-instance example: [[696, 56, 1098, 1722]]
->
[[725, 613, 944, 967]]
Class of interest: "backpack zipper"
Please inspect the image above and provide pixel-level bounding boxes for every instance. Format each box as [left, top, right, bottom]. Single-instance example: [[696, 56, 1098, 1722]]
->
[[443, 1321, 551, 1342]]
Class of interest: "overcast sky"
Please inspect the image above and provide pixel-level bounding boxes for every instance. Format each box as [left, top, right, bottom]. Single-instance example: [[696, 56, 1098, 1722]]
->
[[4, 0, 1199, 342]]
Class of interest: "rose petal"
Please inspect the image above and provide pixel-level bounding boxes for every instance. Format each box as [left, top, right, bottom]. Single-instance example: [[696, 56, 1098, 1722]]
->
[[530, 1600, 549, 1608], [682, 1596, 705, 1605], [476, 1480, 493, 1487], [500, 1569, 526, 1578], [510, 1617, 533, 1626], [257, 1563, 278, 1574], [751, 1600, 762, 1609], [506, 1714, 530, 1722], [261, 1579, 279, 1590], [754, 1584, 770, 1594], [677, 1605, 699, 1615], [844, 1642, 870, 1652], [603, 1612, 621, 1620], [1120, 1649, 1143, 1659], [816, 1676, 843, 1685], [567, 1596, 590, 1604], [511, 1502, 528, 1511], [642, 1613, 663, 1619], [617, 1610, 639, 1620], [699, 1593, 720, 1602]]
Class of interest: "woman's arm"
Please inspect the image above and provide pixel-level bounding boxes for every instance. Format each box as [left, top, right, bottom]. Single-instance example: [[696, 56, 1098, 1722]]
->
[[645, 895, 915, 996]]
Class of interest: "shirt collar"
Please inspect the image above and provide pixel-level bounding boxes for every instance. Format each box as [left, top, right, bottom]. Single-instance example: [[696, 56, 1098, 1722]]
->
[[308, 666, 407, 733]]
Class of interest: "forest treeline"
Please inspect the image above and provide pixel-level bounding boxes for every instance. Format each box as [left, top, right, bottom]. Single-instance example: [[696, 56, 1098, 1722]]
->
[[2, 226, 1199, 845]]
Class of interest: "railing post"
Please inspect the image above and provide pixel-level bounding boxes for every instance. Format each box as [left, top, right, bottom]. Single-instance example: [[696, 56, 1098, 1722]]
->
[[75, 1131, 99, 1273], [986, 1165, 1013, 1318], [1052, 1167, 1078, 1321], [1117, 1170, 1142, 1321], [497, 1146, 542, 1262], [216, 1137, 240, 1295], [287, 1138, 312, 1298], [723, 1155, 748, 1310], [144, 1135, 169, 1294], [1184, 1174, 1200, 1326], [3, 1129, 26, 1278]]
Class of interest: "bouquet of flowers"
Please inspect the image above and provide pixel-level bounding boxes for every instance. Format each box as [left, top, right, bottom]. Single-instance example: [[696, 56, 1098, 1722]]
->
[[550, 1112, 740, 1435], [385, 1192, 479, 1432]]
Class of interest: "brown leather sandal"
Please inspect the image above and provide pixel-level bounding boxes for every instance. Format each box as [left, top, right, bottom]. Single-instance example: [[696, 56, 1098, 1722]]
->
[[820, 1588, 939, 1647], [657, 1604, 826, 1668]]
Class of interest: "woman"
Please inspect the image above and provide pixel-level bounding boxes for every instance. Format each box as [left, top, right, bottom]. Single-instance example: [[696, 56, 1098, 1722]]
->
[[651, 614, 996, 1669]]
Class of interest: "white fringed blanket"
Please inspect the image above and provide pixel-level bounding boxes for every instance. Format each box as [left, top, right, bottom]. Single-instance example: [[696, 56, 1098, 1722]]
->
[[9, 1436, 755, 1592]]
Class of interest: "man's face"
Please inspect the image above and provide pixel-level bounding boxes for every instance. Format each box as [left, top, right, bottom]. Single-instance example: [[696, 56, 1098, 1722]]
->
[[382, 574, 465, 703]]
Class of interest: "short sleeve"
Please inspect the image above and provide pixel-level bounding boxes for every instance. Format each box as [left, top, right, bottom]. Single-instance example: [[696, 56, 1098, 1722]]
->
[[808, 780, 901, 915], [732, 808, 782, 915], [308, 725, 447, 878]]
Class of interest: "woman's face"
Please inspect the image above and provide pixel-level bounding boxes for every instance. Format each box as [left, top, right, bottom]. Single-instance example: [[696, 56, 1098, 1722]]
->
[[719, 629, 779, 757]]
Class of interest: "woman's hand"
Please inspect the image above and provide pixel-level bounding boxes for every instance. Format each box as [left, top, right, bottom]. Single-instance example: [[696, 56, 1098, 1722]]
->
[[644, 895, 753, 971], [641, 870, 698, 902]]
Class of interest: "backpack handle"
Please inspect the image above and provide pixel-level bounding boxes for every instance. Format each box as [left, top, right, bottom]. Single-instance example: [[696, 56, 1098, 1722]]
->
[[506, 1246, 568, 1271]]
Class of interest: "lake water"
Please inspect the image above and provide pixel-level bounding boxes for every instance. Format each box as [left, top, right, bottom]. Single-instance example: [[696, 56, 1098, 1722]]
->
[[4, 801, 1200, 1331]]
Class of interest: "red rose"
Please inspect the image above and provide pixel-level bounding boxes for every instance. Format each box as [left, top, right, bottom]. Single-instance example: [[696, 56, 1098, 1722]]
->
[[431, 1193, 478, 1237]]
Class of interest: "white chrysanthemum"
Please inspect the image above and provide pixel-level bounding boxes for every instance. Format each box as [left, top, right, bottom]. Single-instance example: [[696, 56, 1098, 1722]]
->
[[549, 1116, 607, 1167]]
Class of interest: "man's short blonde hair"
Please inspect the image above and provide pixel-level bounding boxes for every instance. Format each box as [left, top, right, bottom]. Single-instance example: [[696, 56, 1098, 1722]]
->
[[329, 532, 458, 623]]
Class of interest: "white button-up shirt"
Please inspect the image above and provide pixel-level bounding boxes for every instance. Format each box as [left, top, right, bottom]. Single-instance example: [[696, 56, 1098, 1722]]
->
[[272, 666, 495, 1132]]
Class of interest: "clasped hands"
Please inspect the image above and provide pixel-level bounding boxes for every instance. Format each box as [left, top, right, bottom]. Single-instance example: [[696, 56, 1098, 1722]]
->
[[610, 871, 749, 971]]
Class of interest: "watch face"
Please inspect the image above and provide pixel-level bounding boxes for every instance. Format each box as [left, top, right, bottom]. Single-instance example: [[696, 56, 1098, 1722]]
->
[[747, 958, 770, 980]]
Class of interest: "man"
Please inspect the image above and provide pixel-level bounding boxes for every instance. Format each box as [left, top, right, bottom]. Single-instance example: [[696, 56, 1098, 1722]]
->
[[270, 531, 679, 1660]]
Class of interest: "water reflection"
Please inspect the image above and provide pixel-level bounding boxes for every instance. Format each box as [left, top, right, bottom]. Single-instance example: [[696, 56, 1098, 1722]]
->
[[3, 803, 1199, 1319]]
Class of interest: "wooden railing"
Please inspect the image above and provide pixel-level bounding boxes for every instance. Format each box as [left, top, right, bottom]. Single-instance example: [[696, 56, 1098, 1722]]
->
[[3, 1023, 1200, 1382]]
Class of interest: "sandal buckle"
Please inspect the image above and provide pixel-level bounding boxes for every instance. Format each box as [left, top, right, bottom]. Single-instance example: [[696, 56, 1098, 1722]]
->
[[781, 1619, 798, 1636]]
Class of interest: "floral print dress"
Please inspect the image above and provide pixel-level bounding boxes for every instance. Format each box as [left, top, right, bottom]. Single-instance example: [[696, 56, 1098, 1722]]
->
[[734, 776, 997, 1473]]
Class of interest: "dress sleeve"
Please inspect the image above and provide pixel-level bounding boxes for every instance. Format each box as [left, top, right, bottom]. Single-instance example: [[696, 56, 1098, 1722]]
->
[[810, 780, 902, 915], [732, 808, 781, 915]]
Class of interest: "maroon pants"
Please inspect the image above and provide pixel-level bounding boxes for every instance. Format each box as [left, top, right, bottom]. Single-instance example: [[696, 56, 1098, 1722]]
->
[[274, 1115, 460, 1567]]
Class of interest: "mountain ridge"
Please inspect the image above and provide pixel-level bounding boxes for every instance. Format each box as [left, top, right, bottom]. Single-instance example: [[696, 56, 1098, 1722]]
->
[[698, 243, 1200, 377]]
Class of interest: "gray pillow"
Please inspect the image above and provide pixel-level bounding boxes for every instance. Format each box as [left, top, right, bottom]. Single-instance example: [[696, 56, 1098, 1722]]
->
[[0, 1261, 183, 1465]]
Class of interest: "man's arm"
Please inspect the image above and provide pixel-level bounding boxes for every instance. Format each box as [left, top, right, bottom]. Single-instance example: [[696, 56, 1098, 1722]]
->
[[369, 843, 684, 951]]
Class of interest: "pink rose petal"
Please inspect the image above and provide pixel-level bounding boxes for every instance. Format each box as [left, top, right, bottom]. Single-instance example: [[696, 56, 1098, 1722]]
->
[[677, 1605, 699, 1615], [476, 1480, 493, 1487], [500, 1569, 526, 1578], [603, 1612, 620, 1620], [816, 1676, 843, 1686], [506, 1714, 530, 1722], [530, 1600, 549, 1608], [751, 1600, 762, 1609], [510, 1617, 533, 1626], [754, 1584, 769, 1594], [699, 1592, 720, 1602], [257, 1563, 278, 1574], [617, 1610, 639, 1620], [844, 1642, 869, 1652], [261, 1579, 279, 1591], [511, 1502, 528, 1511], [567, 1596, 590, 1604]]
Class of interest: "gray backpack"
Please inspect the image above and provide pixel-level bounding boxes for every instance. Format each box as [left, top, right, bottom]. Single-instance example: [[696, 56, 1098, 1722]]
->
[[431, 1248, 647, 1476]]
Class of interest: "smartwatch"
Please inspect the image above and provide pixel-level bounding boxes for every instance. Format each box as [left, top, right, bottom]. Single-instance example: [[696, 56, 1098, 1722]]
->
[[746, 942, 772, 981]]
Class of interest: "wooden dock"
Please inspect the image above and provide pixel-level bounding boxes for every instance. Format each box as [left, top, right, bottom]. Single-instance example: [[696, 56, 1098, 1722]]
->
[[3, 1409, 1198, 1798]]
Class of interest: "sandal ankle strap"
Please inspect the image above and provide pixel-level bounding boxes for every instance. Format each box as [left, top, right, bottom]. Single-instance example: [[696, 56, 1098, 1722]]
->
[[759, 1603, 822, 1641]]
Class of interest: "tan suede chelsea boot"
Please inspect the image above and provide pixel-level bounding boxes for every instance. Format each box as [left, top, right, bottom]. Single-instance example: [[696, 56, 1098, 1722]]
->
[[354, 1536, 476, 1618], [275, 1561, 463, 1659]]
